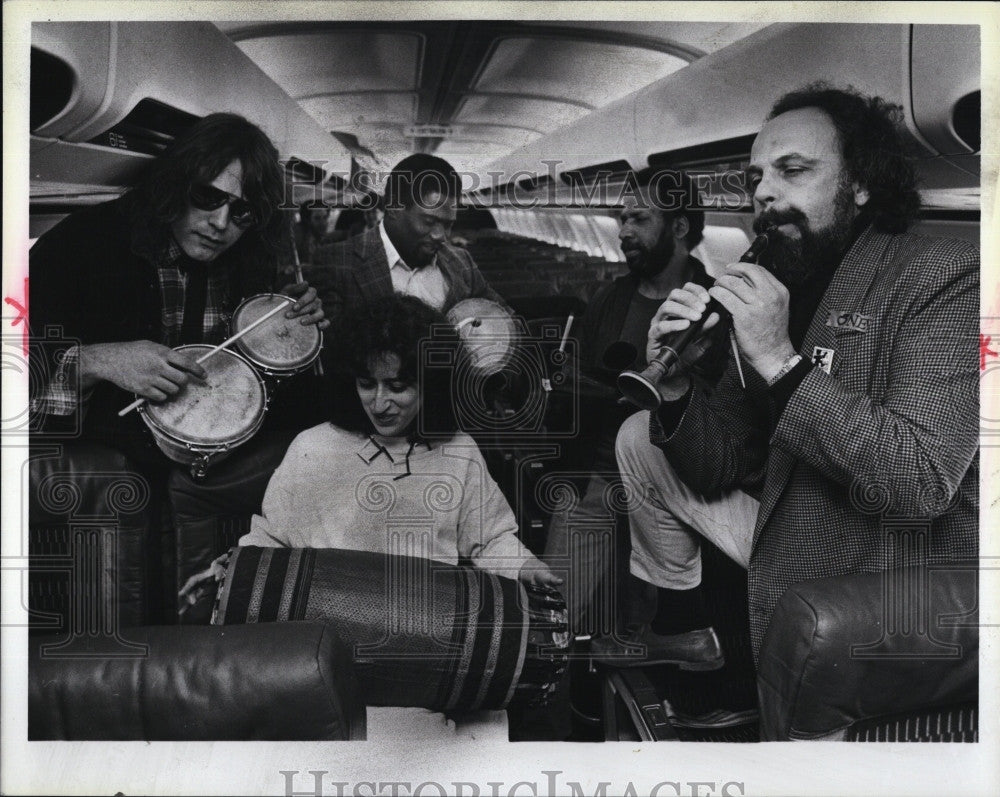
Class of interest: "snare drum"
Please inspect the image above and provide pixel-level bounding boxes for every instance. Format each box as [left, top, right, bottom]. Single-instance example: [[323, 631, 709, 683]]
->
[[138, 344, 267, 478], [213, 546, 570, 711], [231, 294, 322, 379]]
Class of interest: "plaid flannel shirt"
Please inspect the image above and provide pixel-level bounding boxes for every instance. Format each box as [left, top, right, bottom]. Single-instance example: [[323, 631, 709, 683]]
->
[[31, 238, 232, 417]]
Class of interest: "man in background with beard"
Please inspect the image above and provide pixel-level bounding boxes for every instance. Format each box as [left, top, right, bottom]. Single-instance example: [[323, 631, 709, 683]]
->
[[545, 170, 727, 640], [512, 170, 728, 740], [595, 84, 979, 667]]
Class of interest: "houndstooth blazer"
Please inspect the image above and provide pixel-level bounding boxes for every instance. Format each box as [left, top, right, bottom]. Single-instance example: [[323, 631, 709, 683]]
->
[[650, 225, 980, 660]]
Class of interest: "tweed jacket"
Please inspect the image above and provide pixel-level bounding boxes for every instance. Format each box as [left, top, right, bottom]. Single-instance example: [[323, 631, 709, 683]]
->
[[309, 225, 506, 316], [650, 226, 980, 659]]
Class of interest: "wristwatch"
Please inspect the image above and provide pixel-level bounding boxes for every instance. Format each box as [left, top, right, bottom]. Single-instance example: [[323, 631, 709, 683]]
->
[[766, 353, 803, 387]]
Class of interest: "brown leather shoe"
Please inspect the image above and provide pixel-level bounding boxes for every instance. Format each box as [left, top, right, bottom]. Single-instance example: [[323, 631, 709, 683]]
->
[[590, 626, 725, 670]]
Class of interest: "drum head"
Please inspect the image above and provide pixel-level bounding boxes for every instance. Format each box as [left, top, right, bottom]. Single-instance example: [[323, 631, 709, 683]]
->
[[447, 298, 517, 374], [232, 294, 321, 372], [143, 345, 266, 444]]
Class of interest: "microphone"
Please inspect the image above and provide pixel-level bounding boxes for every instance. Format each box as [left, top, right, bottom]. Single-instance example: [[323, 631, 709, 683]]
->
[[616, 226, 776, 411]]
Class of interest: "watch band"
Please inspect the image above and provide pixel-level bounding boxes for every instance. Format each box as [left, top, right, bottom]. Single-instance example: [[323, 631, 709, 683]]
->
[[766, 353, 803, 387]]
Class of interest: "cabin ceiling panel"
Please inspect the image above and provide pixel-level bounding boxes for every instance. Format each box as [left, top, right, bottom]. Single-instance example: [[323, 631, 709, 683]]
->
[[231, 32, 421, 96], [215, 20, 733, 171], [473, 37, 687, 107], [300, 93, 419, 130], [529, 21, 769, 55], [454, 95, 589, 135], [445, 124, 542, 149]]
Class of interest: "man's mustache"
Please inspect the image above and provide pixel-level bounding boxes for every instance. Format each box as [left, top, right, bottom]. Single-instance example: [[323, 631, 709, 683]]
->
[[754, 208, 808, 235]]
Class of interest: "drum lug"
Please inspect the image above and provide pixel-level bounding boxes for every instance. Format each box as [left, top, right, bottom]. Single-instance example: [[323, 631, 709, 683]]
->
[[189, 453, 213, 480]]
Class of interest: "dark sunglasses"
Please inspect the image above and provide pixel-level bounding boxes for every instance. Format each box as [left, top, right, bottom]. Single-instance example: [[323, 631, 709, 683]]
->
[[188, 184, 257, 228]]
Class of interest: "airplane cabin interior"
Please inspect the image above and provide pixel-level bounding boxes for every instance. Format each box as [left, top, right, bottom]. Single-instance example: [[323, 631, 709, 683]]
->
[[17, 16, 983, 753]]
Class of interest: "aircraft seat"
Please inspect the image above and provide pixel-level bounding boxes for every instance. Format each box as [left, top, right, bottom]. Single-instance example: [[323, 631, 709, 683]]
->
[[757, 565, 978, 741], [28, 443, 164, 634], [28, 621, 365, 740]]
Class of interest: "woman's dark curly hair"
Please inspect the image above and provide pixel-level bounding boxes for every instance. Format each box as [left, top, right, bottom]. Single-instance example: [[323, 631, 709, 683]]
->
[[769, 83, 921, 233], [325, 294, 459, 438], [121, 112, 287, 287]]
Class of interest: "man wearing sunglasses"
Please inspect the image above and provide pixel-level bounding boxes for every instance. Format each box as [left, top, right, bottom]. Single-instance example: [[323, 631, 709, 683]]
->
[[29, 112, 328, 468]]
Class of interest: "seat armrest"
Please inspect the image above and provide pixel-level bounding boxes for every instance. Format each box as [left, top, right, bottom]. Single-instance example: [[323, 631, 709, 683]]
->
[[29, 622, 366, 740], [757, 565, 978, 741]]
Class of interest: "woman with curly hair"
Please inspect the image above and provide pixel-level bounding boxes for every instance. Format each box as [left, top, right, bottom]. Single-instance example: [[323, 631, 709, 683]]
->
[[183, 293, 559, 590], [181, 294, 560, 740]]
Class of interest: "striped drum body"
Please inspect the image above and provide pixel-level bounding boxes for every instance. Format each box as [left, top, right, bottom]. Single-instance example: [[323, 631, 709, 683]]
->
[[212, 546, 569, 712]]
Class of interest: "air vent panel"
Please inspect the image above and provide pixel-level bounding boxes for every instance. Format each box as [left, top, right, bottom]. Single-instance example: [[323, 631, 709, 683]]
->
[[85, 98, 200, 156]]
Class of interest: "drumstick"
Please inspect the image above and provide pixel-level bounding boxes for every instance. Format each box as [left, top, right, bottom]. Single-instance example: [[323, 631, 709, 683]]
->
[[118, 298, 293, 417], [542, 314, 576, 394], [558, 314, 575, 353], [290, 244, 325, 377]]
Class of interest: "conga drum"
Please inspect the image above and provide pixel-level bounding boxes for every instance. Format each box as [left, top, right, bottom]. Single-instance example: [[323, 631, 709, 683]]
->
[[212, 546, 570, 711], [230, 294, 323, 380], [137, 345, 267, 478], [447, 297, 518, 376], [445, 298, 551, 433]]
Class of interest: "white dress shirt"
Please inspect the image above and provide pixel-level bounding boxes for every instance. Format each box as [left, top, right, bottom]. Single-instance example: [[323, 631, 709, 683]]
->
[[379, 220, 448, 310]]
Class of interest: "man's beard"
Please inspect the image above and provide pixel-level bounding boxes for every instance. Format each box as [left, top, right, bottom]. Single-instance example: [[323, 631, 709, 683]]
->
[[625, 234, 676, 280], [753, 179, 859, 287]]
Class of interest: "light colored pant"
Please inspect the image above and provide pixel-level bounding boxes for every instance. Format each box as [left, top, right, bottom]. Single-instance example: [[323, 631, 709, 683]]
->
[[543, 470, 622, 635], [614, 411, 760, 589]]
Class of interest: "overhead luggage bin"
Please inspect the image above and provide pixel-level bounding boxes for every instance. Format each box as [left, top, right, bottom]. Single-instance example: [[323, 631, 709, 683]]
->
[[30, 21, 350, 192], [910, 25, 979, 156], [486, 23, 980, 187]]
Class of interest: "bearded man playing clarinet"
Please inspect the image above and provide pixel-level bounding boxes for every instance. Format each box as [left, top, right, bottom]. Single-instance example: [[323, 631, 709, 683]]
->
[[592, 84, 979, 669]]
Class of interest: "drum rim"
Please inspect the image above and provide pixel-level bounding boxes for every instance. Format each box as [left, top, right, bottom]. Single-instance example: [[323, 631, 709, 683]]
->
[[138, 344, 267, 445], [231, 293, 323, 371]]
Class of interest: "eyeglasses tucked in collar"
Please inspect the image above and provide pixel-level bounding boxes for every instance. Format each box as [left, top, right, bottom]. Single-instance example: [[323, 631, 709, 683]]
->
[[188, 183, 257, 228]]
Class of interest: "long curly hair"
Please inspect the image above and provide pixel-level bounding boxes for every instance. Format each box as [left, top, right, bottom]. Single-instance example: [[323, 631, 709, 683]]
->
[[121, 112, 287, 287], [769, 83, 921, 233], [325, 294, 459, 438]]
